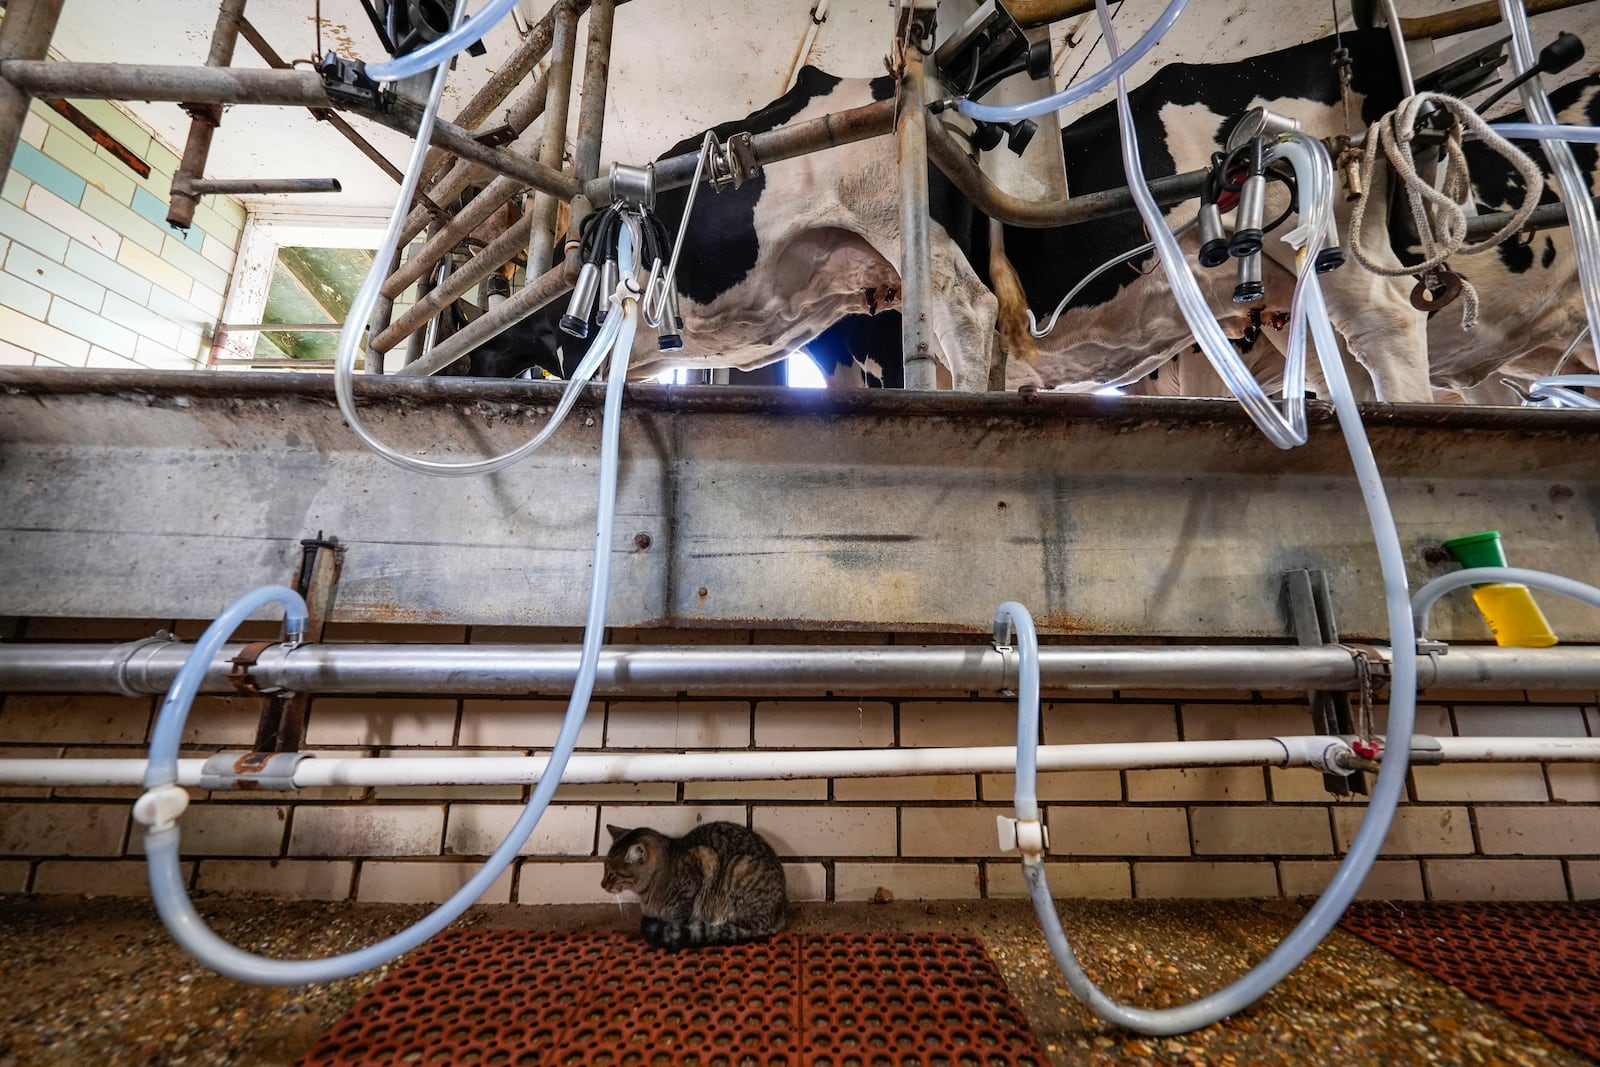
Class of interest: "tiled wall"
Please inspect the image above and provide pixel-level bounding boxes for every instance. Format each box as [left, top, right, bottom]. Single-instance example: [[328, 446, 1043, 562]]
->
[[1, 98, 244, 369], [1, 619, 1597, 905]]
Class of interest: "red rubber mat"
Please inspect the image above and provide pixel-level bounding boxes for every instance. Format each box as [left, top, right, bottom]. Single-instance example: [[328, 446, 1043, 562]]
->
[[297, 929, 1050, 1066], [1339, 901, 1600, 1061]]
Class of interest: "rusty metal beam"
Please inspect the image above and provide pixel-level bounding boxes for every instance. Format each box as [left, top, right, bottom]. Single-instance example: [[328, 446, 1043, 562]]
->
[[166, 0, 248, 230]]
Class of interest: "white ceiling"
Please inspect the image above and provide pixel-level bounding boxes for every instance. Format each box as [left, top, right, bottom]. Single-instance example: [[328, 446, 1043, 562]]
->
[[45, 0, 1600, 216]]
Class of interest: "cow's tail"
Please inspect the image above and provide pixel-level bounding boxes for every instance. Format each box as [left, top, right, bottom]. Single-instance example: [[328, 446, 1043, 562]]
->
[[989, 217, 1038, 390]]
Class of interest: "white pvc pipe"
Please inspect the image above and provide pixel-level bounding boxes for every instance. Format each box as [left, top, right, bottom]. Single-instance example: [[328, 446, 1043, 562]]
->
[[0, 739, 1348, 789], [6, 735, 1600, 790]]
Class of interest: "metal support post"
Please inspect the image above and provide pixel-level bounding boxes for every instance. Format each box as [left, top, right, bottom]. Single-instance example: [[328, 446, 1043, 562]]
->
[[571, 0, 614, 186], [372, 213, 534, 354], [1285, 570, 1370, 797], [382, 174, 523, 300], [527, 0, 579, 278], [245, 533, 342, 754], [168, 0, 248, 231], [365, 247, 402, 374], [896, 12, 938, 391], [0, 0, 67, 195]]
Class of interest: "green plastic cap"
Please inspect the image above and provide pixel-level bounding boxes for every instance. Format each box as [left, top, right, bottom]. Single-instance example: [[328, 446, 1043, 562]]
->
[[1442, 530, 1507, 572]]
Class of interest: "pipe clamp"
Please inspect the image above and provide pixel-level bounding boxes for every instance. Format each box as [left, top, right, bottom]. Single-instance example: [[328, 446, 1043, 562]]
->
[[201, 750, 313, 791], [132, 783, 190, 830], [997, 814, 1049, 858]]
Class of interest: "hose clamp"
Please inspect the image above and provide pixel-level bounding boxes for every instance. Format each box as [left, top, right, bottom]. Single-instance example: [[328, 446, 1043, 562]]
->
[[996, 814, 1049, 859], [109, 632, 179, 696], [200, 750, 313, 792]]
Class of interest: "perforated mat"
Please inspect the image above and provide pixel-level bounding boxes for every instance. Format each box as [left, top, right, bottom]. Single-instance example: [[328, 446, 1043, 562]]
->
[[296, 929, 1050, 1067], [1339, 901, 1600, 1061]]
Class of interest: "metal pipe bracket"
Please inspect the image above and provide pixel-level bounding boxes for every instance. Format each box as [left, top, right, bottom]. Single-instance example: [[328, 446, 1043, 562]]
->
[[200, 750, 314, 791]]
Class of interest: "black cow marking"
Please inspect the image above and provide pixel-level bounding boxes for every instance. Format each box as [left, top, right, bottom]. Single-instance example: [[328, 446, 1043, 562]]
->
[[1003, 30, 1402, 318]]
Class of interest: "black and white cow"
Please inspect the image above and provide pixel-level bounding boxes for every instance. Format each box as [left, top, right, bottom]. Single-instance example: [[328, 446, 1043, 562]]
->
[[998, 28, 1438, 402], [464, 67, 998, 390]]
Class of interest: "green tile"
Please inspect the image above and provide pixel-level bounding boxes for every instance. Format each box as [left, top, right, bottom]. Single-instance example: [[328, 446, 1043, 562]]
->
[[10, 142, 85, 207], [0, 200, 69, 260], [2, 172, 28, 207], [78, 185, 170, 255], [41, 126, 136, 205], [0, 269, 51, 319], [5, 243, 105, 312], [131, 187, 203, 250], [158, 231, 231, 294], [64, 240, 152, 306], [47, 297, 138, 357]]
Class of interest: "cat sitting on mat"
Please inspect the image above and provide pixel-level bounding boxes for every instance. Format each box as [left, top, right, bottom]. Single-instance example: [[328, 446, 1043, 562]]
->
[[601, 821, 788, 949]]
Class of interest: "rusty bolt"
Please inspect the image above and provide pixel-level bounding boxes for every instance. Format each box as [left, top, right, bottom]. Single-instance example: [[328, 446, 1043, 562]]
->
[[633, 532, 652, 551], [697, 586, 709, 598], [1017, 384, 1038, 398]]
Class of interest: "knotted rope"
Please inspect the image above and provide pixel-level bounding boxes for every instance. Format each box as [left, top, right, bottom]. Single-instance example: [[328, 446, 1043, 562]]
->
[[1349, 91, 1545, 329]]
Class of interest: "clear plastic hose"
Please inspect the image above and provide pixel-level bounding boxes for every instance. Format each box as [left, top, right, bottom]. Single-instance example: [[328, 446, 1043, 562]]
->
[[1095, 0, 1308, 448], [139, 294, 640, 985], [364, 0, 520, 84], [1497, 0, 1600, 362], [956, 0, 1188, 123], [1013, 1, 1419, 1034], [1413, 566, 1600, 636], [1489, 122, 1600, 144]]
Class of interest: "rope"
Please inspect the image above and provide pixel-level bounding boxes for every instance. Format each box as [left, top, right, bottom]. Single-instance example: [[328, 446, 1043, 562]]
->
[[1348, 92, 1545, 329]]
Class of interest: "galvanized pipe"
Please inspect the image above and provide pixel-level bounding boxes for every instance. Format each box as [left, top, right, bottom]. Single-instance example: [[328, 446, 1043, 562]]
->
[[1378, 0, 1417, 99], [416, 0, 569, 190], [925, 113, 1209, 228], [166, 0, 248, 230], [179, 177, 341, 196], [373, 213, 535, 353], [898, 47, 937, 391], [0, 0, 66, 195], [1464, 197, 1600, 243], [0, 61, 580, 199], [399, 69, 551, 249], [381, 174, 522, 300], [393, 247, 581, 375], [364, 246, 403, 375], [571, 0, 614, 186], [583, 98, 897, 205], [5, 640, 1600, 696], [527, 1, 580, 279]]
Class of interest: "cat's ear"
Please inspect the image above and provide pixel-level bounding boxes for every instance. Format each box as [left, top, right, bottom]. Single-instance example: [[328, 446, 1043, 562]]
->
[[605, 823, 628, 840], [625, 842, 646, 865]]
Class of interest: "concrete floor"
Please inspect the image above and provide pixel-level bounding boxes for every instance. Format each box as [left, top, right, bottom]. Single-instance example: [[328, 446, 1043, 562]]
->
[[0, 895, 1591, 1066]]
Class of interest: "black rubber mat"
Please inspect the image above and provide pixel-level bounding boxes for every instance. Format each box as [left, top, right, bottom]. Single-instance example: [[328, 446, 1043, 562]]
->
[[1340, 901, 1600, 1061]]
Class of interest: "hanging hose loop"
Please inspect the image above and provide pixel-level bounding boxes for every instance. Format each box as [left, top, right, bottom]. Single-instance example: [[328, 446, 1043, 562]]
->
[[1348, 92, 1545, 329]]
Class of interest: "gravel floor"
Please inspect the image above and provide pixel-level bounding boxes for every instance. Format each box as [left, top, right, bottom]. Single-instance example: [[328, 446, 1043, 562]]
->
[[0, 894, 1591, 1066]]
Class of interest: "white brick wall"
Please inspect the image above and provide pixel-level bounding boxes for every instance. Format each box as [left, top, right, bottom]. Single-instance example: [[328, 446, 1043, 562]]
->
[[2, 646, 1597, 905]]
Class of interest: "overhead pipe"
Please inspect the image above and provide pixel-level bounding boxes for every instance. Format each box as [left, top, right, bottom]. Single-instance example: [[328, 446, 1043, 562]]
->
[[571, 0, 615, 186], [235, 17, 426, 206], [0, 61, 581, 200], [1001, 0, 1590, 37], [416, 0, 571, 190], [0, 0, 67, 195], [371, 213, 535, 353], [926, 113, 1209, 228], [898, 40, 938, 390], [166, 0, 248, 231], [581, 98, 896, 205], [364, 246, 403, 375], [397, 68, 552, 250], [175, 177, 341, 196], [526, 1, 579, 279], [6, 640, 1600, 696], [381, 174, 523, 300], [393, 246, 582, 375]]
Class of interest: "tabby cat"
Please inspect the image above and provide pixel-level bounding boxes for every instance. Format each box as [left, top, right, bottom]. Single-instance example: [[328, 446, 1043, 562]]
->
[[600, 821, 788, 949]]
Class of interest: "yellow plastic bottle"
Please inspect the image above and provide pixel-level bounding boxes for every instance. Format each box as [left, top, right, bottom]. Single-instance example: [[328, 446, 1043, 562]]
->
[[1470, 583, 1559, 648]]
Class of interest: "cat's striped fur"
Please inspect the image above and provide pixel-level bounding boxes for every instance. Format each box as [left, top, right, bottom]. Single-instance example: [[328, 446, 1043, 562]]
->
[[601, 821, 788, 949]]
